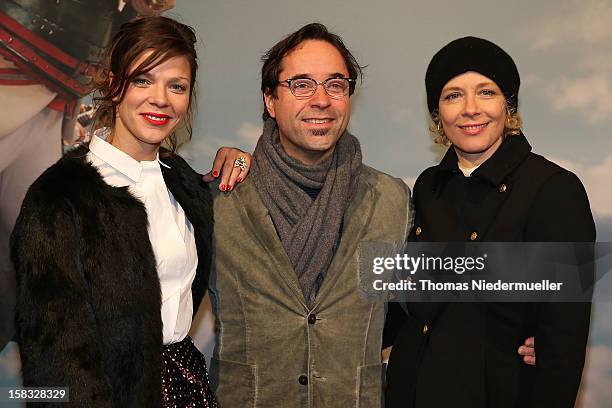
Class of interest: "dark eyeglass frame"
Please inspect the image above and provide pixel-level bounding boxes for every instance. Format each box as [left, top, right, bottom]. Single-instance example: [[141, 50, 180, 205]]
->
[[277, 77, 356, 99]]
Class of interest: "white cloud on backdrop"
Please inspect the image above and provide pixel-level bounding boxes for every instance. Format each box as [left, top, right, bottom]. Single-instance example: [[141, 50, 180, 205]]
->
[[180, 121, 262, 170], [525, 0, 612, 123], [548, 155, 612, 219], [236, 122, 262, 148], [546, 75, 612, 124], [528, 0, 612, 50], [179, 134, 233, 170]]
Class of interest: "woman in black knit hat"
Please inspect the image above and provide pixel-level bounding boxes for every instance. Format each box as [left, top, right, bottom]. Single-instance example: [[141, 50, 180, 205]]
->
[[385, 37, 595, 408]]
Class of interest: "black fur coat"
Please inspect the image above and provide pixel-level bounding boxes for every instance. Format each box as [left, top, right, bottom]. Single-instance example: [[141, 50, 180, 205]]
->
[[11, 146, 213, 407]]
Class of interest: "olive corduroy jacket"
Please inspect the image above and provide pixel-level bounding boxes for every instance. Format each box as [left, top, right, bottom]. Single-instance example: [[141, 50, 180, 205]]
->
[[209, 164, 412, 408]]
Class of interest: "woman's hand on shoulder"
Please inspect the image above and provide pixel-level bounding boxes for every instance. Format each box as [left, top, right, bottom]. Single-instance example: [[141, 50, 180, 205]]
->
[[202, 147, 252, 192], [518, 336, 536, 366]]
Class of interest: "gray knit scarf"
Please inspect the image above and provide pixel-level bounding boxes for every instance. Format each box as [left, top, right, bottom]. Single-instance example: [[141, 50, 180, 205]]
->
[[252, 118, 362, 306]]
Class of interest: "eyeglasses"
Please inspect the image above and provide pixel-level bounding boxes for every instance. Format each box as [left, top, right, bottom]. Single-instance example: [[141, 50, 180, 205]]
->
[[277, 77, 355, 99]]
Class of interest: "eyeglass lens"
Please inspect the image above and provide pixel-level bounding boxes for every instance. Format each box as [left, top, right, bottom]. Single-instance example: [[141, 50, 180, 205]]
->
[[290, 78, 349, 97]]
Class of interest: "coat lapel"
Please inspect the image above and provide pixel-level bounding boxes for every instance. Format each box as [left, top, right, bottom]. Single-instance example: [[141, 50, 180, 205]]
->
[[230, 168, 379, 311], [314, 170, 377, 307], [234, 179, 309, 309]]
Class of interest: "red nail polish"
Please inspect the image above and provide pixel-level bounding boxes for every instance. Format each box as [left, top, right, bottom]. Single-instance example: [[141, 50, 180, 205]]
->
[[220, 184, 226, 191], [237, 177, 242, 183], [228, 185, 233, 191], [212, 170, 219, 177]]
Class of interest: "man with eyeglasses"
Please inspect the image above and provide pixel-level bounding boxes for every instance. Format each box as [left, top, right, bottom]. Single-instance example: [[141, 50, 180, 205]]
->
[[208, 23, 411, 407]]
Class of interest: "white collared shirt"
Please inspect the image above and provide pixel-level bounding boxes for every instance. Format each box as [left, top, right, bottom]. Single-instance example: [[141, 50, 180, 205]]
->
[[87, 130, 198, 345], [458, 163, 480, 177]]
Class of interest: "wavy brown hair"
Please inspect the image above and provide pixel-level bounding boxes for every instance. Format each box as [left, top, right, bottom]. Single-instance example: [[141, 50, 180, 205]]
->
[[93, 16, 198, 152]]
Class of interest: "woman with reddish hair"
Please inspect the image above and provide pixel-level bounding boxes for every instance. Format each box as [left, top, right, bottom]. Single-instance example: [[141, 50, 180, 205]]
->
[[12, 16, 249, 407]]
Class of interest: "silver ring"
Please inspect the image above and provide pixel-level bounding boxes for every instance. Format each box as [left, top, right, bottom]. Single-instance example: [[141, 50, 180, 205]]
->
[[233, 156, 247, 170]]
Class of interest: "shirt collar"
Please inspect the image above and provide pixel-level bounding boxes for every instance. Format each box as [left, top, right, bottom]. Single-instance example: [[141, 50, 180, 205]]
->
[[89, 128, 170, 183], [436, 133, 532, 186]]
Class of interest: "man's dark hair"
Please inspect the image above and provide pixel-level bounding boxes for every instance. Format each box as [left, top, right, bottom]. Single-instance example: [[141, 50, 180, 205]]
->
[[261, 23, 363, 119]]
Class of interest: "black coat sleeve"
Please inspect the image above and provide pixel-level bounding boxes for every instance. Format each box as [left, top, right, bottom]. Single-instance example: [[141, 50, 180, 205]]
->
[[524, 170, 595, 408], [11, 189, 113, 407]]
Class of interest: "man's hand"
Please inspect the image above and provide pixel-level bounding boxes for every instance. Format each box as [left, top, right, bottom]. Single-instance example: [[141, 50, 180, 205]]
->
[[129, 0, 176, 16], [518, 336, 535, 365], [203, 147, 252, 191]]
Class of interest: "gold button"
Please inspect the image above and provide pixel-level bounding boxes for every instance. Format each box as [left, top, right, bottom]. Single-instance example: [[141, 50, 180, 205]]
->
[[470, 231, 478, 241], [423, 324, 429, 335], [498, 183, 507, 193], [415, 226, 422, 236]]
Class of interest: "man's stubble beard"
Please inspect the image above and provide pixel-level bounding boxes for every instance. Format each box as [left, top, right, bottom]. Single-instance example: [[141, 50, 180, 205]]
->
[[310, 128, 329, 136]]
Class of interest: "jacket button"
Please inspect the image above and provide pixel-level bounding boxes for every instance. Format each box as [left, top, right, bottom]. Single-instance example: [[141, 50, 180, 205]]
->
[[415, 226, 422, 236], [423, 324, 429, 335], [308, 314, 316, 324], [298, 374, 308, 385], [470, 231, 478, 241], [498, 183, 507, 193]]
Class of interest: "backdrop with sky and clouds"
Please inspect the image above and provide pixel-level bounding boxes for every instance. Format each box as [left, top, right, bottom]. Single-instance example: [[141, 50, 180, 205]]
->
[[175, 1, 612, 406], [1, 0, 611, 406], [176, 0, 612, 237]]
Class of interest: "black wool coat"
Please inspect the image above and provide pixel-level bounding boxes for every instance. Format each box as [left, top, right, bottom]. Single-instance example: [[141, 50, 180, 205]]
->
[[11, 146, 213, 407], [385, 134, 595, 408]]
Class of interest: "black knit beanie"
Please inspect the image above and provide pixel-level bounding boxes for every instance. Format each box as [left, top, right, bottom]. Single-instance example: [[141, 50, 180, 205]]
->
[[425, 36, 520, 114]]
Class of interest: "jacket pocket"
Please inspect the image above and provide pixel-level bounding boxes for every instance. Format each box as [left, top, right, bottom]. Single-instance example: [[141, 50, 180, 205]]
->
[[358, 363, 384, 408], [210, 357, 257, 407]]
